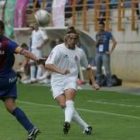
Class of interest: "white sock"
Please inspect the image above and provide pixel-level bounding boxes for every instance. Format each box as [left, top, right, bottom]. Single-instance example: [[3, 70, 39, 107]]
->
[[36, 66, 42, 78], [65, 100, 75, 123], [72, 109, 88, 130], [30, 66, 36, 80]]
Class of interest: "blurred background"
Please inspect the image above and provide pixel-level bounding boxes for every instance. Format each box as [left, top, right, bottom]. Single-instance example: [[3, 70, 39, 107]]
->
[[0, 0, 140, 82]]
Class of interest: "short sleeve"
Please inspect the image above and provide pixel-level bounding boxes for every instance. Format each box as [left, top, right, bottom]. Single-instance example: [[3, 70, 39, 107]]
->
[[108, 32, 113, 39], [80, 49, 88, 68], [45, 47, 60, 65], [7, 40, 19, 53]]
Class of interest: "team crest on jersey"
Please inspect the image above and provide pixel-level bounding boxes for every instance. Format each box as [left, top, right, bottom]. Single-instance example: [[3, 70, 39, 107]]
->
[[64, 54, 68, 58], [74, 56, 78, 61]]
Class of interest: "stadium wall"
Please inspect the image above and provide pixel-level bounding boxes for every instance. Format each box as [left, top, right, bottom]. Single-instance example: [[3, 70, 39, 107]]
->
[[75, 21, 140, 82], [13, 7, 140, 82], [14, 22, 140, 83]]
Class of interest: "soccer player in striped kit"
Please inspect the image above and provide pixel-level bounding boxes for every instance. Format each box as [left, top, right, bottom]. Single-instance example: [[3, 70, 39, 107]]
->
[[0, 20, 42, 140]]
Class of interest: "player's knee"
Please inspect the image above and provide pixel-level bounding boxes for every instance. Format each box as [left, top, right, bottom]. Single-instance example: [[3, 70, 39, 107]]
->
[[66, 100, 74, 107], [59, 102, 66, 109]]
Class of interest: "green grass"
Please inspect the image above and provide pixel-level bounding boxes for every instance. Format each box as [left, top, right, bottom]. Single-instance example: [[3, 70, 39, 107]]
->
[[0, 84, 140, 140]]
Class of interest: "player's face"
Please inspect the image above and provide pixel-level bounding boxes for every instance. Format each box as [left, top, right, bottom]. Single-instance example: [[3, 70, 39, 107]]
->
[[98, 24, 105, 32], [29, 25, 34, 31], [34, 24, 39, 31], [55, 38, 60, 45], [67, 34, 77, 49]]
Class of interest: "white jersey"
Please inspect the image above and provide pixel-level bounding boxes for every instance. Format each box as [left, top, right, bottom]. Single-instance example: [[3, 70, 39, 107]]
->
[[31, 29, 48, 49], [45, 43, 89, 83]]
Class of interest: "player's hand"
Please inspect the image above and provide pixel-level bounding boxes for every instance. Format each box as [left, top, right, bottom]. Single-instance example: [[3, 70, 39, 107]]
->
[[97, 38, 102, 43], [92, 82, 100, 90], [105, 51, 112, 55], [36, 58, 46, 64], [20, 67, 24, 72], [61, 69, 70, 75]]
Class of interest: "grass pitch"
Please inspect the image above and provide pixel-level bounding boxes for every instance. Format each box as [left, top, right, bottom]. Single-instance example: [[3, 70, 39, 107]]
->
[[0, 84, 140, 140]]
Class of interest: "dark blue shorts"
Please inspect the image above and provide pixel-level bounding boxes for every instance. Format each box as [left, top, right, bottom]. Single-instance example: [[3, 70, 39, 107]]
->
[[0, 71, 17, 100]]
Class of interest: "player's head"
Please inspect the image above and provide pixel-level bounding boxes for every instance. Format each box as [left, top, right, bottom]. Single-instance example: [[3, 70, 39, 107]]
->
[[0, 20, 5, 37], [55, 37, 63, 45], [33, 23, 39, 30], [98, 21, 105, 32], [65, 26, 78, 49], [29, 24, 35, 31]]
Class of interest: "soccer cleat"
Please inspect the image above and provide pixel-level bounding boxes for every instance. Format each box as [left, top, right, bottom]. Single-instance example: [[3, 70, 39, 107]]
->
[[83, 126, 92, 135], [27, 127, 40, 140], [63, 122, 70, 134]]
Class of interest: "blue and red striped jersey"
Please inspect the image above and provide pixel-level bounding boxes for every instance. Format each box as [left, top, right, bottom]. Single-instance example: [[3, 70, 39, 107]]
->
[[0, 36, 19, 75]]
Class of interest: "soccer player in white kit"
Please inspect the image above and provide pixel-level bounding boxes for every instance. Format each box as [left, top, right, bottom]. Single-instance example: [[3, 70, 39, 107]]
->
[[30, 23, 49, 82], [45, 26, 100, 135]]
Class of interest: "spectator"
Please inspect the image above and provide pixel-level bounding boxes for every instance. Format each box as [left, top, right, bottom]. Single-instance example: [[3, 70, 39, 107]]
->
[[17, 43, 30, 83], [134, 0, 140, 19], [95, 21, 117, 87], [55, 37, 64, 45], [46, 0, 53, 13], [29, 23, 49, 83], [65, 0, 72, 18], [98, 0, 106, 22], [87, 0, 94, 9], [110, 0, 118, 9]]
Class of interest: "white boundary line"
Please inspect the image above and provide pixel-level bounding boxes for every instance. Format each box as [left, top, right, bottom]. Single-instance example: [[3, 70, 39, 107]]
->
[[88, 100, 140, 108], [17, 100, 140, 120]]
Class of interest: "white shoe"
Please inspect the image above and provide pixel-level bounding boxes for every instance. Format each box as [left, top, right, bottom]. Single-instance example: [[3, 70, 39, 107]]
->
[[77, 86, 82, 90], [83, 126, 92, 135], [39, 79, 50, 84], [22, 79, 31, 84]]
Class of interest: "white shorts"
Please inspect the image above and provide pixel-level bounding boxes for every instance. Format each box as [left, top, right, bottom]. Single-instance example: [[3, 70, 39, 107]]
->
[[51, 79, 77, 99]]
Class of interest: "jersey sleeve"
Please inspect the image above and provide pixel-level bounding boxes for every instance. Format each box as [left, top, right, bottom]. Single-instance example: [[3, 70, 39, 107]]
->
[[108, 32, 113, 39], [80, 49, 89, 68], [7, 40, 22, 54], [45, 47, 60, 65]]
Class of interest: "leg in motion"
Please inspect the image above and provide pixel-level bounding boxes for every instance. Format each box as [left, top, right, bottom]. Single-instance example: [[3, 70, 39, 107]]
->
[[4, 98, 40, 140]]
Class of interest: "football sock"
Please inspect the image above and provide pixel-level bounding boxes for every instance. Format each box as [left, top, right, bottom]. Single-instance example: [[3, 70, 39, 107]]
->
[[36, 66, 42, 78], [65, 100, 74, 123], [12, 107, 34, 132], [72, 109, 88, 129], [30, 65, 36, 80]]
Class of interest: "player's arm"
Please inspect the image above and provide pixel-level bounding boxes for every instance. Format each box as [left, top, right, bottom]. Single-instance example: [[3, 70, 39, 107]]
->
[[15, 46, 45, 64], [106, 33, 117, 55], [15, 46, 38, 61], [45, 63, 69, 75], [87, 66, 100, 90], [110, 37, 117, 53], [37, 38, 49, 50], [80, 49, 100, 90], [37, 31, 49, 50]]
